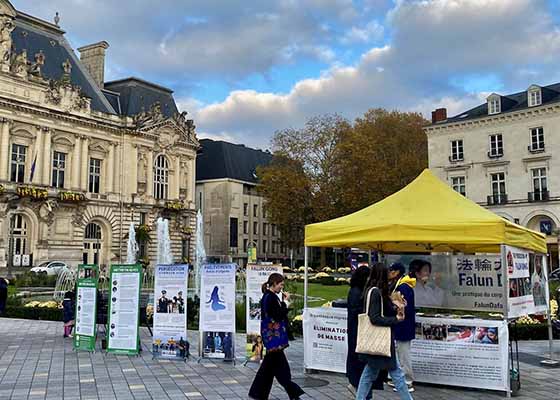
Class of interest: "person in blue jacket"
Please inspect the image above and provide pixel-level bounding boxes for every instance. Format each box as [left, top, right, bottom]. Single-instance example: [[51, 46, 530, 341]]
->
[[388, 262, 417, 393]]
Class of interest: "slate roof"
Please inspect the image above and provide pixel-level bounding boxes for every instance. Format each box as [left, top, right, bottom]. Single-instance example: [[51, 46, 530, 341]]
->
[[196, 139, 272, 184], [104, 77, 178, 118], [443, 83, 560, 125], [11, 15, 116, 114]]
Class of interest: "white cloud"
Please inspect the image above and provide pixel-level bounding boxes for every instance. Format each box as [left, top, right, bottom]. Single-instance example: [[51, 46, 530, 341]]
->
[[341, 21, 384, 44]]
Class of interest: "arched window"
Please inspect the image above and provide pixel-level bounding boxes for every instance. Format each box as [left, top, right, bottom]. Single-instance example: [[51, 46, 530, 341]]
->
[[83, 222, 102, 265], [154, 155, 169, 200], [11, 214, 28, 255]]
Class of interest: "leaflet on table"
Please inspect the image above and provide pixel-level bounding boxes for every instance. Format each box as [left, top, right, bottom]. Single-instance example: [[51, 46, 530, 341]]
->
[[303, 307, 348, 374], [411, 316, 509, 392], [385, 253, 504, 312], [152, 264, 189, 359], [504, 245, 536, 318], [245, 264, 283, 361], [107, 264, 142, 355], [74, 264, 99, 352], [199, 263, 236, 359]]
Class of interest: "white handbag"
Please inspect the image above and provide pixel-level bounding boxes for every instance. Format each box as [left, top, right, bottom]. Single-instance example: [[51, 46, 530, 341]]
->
[[355, 287, 392, 357]]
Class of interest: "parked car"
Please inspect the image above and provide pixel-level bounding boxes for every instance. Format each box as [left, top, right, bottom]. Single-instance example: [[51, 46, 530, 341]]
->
[[550, 268, 560, 281], [30, 261, 67, 276]]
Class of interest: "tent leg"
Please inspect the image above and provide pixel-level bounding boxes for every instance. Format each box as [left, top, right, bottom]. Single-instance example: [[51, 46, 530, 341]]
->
[[304, 247, 309, 310]]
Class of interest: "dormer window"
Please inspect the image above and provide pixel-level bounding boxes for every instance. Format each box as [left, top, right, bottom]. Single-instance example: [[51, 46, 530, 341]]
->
[[528, 85, 542, 107], [488, 94, 501, 115]]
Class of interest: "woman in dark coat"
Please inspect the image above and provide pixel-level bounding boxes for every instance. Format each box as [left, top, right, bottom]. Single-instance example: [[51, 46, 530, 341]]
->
[[347, 266, 386, 397], [248, 273, 305, 400], [62, 291, 75, 338], [356, 263, 413, 400]]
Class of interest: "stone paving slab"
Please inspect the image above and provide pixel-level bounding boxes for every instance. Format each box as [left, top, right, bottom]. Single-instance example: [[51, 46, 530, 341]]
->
[[1, 318, 560, 399]]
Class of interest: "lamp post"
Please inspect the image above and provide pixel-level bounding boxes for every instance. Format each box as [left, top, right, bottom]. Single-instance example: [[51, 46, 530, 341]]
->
[[6, 199, 18, 279]]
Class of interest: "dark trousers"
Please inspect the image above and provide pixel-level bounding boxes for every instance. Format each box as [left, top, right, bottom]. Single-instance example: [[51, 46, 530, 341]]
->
[[0, 287, 6, 314], [249, 350, 305, 400]]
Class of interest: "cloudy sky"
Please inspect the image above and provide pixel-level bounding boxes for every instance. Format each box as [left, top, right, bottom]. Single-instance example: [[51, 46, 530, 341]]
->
[[13, 0, 560, 149]]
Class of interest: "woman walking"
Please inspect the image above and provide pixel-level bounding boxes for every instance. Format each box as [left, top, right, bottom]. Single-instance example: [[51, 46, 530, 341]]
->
[[62, 291, 75, 338], [249, 273, 305, 400], [356, 263, 413, 400]]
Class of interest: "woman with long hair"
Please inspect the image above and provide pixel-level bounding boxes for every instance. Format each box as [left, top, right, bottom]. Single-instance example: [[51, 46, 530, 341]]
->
[[356, 263, 413, 400], [249, 273, 305, 400], [347, 265, 386, 397]]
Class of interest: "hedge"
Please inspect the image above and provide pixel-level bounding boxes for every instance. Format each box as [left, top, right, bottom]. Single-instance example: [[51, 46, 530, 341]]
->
[[2, 306, 62, 321]]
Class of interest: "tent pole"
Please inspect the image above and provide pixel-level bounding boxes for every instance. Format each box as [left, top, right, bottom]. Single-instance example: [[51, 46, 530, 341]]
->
[[304, 246, 309, 310]]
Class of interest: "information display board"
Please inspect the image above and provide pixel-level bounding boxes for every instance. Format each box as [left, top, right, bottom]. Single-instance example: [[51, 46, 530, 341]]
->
[[107, 264, 142, 355], [505, 245, 536, 318], [74, 264, 98, 352]]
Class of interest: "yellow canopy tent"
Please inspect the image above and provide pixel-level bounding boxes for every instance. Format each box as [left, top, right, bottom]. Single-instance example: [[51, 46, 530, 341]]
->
[[304, 169, 546, 254]]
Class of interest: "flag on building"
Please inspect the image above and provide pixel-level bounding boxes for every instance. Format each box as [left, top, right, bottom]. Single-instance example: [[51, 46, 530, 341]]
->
[[29, 152, 38, 182]]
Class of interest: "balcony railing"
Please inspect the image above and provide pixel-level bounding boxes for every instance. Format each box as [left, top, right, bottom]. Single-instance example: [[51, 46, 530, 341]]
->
[[487, 194, 508, 205], [528, 190, 550, 202]]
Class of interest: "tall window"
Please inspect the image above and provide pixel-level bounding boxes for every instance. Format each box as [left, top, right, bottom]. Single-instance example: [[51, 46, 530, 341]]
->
[[263, 240, 267, 254], [532, 168, 547, 194], [253, 221, 258, 235], [263, 223, 268, 236], [10, 144, 26, 183], [243, 221, 248, 234], [488, 98, 500, 114], [450, 140, 463, 161], [491, 172, 506, 201], [272, 224, 277, 236], [489, 134, 503, 157], [243, 203, 249, 216], [154, 155, 169, 199], [530, 127, 545, 151], [229, 218, 238, 248], [83, 222, 102, 265], [139, 212, 147, 226], [243, 239, 248, 252], [529, 89, 542, 107], [253, 204, 258, 217], [11, 214, 28, 256], [89, 158, 101, 194], [451, 176, 466, 196], [52, 151, 66, 188]]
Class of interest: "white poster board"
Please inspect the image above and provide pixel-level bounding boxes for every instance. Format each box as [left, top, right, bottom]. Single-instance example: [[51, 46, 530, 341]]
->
[[504, 245, 536, 318], [76, 286, 96, 337], [411, 317, 509, 392], [303, 307, 348, 374], [153, 264, 188, 359], [246, 264, 283, 361], [199, 263, 237, 359], [530, 253, 549, 314]]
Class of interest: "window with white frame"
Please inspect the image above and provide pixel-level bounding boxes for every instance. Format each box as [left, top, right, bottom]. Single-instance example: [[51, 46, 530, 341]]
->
[[532, 168, 547, 193], [89, 158, 101, 194], [529, 89, 542, 107], [489, 134, 503, 157], [530, 127, 545, 151], [52, 151, 66, 188], [10, 144, 26, 183], [451, 176, 466, 196], [450, 140, 464, 161], [488, 98, 501, 114], [154, 155, 169, 199], [491, 172, 506, 198], [11, 214, 28, 256]]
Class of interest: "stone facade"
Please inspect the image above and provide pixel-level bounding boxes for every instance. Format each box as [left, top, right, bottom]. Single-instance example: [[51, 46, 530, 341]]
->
[[196, 179, 295, 267], [0, 1, 198, 276], [426, 88, 560, 268]]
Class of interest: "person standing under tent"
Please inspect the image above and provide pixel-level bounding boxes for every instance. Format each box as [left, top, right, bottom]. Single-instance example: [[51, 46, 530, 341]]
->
[[388, 262, 416, 393], [248, 273, 305, 400], [356, 263, 413, 400]]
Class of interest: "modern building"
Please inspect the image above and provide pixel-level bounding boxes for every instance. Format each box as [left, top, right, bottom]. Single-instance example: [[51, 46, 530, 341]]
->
[[426, 83, 560, 268], [196, 139, 298, 267], [0, 0, 198, 276]]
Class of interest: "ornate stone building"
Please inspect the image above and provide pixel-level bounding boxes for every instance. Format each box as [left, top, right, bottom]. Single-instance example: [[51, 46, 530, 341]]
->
[[0, 1, 198, 276]]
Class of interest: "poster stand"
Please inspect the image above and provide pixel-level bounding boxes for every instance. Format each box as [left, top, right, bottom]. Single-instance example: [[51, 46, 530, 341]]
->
[[74, 264, 99, 353]]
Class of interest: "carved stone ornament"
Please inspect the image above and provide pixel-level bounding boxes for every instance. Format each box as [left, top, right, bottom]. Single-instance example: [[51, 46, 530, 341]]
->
[[38, 200, 57, 226], [0, 16, 14, 71], [156, 128, 179, 151], [132, 101, 166, 129], [71, 208, 85, 227], [172, 111, 196, 138], [29, 50, 45, 77], [11, 48, 28, 79], [46, 78, 91, 113]]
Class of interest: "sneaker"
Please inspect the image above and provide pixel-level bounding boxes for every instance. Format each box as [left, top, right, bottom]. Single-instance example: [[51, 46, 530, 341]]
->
[[387, 381, 395, 388], [393, 385, 415, 393]]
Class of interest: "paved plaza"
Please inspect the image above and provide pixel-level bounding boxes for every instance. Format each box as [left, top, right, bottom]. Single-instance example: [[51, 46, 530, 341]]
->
[[0, 318, 559, 400]]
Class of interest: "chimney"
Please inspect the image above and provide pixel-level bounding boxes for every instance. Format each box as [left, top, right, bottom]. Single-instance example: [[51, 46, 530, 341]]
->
[[431, 108, 447, 124], [77, 41, 109, 89]]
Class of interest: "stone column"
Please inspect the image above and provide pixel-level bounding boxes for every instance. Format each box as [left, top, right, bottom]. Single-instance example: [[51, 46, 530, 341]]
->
[[71, 136, 81, 190], [113, 143, 121, 195], [80, 137, 89, 191], [128, 143, 138, 195], [106, 142, 114, 193], [41, 128, 52, 185], [174, 155, 181, 199], [146, 151, 154, 198], [0, 118, 12, 181], [33, 127, 43, 185]]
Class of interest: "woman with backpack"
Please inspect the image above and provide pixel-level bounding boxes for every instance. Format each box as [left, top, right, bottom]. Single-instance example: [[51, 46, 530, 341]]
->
[[248, 273, 305, 400]]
